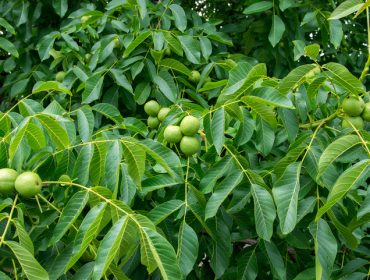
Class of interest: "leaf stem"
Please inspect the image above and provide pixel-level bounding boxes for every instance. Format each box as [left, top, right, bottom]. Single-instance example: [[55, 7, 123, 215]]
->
[[359, 7, 370, 81], [299, 112, 338, 129], [0, 194, 18, 248]]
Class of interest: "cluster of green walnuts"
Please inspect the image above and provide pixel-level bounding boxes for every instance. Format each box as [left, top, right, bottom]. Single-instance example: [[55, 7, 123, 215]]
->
[[144, 100, 201, 157], [341, 96, 370, 129], [144, 100, 170, 129], [0, 168, 42, 198]]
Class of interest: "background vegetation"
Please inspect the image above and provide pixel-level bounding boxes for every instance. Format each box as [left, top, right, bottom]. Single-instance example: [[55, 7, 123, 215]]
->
[[0, 0, 369, 279]]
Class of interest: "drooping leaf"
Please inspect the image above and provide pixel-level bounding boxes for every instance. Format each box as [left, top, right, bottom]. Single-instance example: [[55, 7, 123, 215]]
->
[[316, 160, 370, 220], [123, 30, 151, 58], [169, 4, 187, 32], [273, 162, 301, 234], [310, 219, 337, 280], [205, 170, 244, 220], [251, 184, 276, 241], [50, 191, 89, 245], [6, 241, 49, 280], [177, 222, 199, 277], [92, 216, 129, 280], [329, 0, 363, 20], [243, 1, 273, 14], [268, 15, 285, 47]]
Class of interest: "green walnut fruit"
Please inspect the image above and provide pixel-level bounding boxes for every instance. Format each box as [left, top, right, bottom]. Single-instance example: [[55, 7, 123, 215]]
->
[[59, 174, 71, 186], [113, 37, 121, 48], [81, 15, 91, 24], [144, 100, 161, 117], [180, 136, 200, 156], [180, 115, 200, 136], [15, 172, 42, 198], [158, 107, 170, 122], [85, 53, 92, 63], [342, 116, 364, 130], [362, 102, 370, 121], [342, 96, 365, 117], [0, 168, 18, 194], [148, 116, 160, 129], [56, 71, 65, 82], [164, 125, 182, 143], [165, 47, 171, 56], [189, 70, 201, 83]]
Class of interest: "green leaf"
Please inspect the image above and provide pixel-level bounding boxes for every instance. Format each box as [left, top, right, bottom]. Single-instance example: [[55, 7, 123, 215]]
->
[[82, 74, 104, 104], [199, 156, 234, 194], [243, 1, 273, 14], [92, 216, 129, 280], [0, 37, 19, 58], [251, 87, 295, 108], [327, 210, 358, 249], [304, 44, 320, 60], [9, 118, 30, 161], [177, 222, 198, 277], [32, 81, 72, 96], [110, 69, 133, 93], [6, 241, 49, 280], [163, 32, 183, 56], [76, 106, 94, 142], [242, 96, 277, 128], [25, 123, 46, 150], [323, 62, 365, 94], [354, 1, 370, 18], [13, 219, 34, 255], [317, 135, 361, 178], [273, 162, 301, 235], [358, 188, 370, 218], [52, 0, 68, 17], [93, 103, 124, 124], [61, 33, 78, 51], [140, 139, 183, 182], [121, 138, 146, 187], [37, 32, 58, 61], [199, 80, 227, 92], [237, 247, 258, 280], [0, 18, 16, 34], [178, 35, 201, 64], [316, 159, 370, 221], [169, 4, 187, 32], [199, 36, 212, 60], [264, 240, 286, 280], [123, 30, 151, 58], [159, 58, 192, 76], [153, 74, 177, 103], [278, 64, 317, 94], [329, 20, 343, 49], [268, 15, 285, 47], [36, 114, 70, 149], [136, 0, 147, 19], [205, 170, 244, 220], [66, 202, 107, 270], [251, 184, 276, 241], [310, 219, 337, 280], [255, 117, 275, 156], [211, 107, 225, 155], [219, 63, 267, 104], [278, 108, 298, 143], [11, 78, 30, 98], [329, 0, 363, 20], [72, 144, 93, 185], [147, 200, 184, 225], [50, 191, 89, 245], [141, 227, 183, 280]]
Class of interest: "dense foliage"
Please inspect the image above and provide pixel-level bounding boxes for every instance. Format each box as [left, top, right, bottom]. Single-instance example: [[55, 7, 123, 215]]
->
[[0, 0, 369, 279]]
